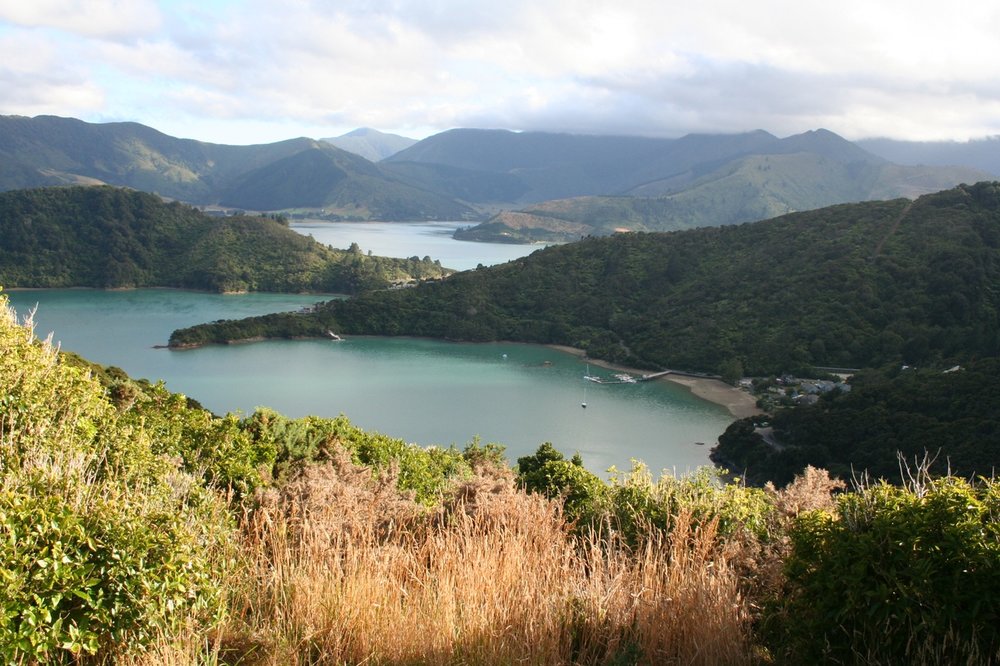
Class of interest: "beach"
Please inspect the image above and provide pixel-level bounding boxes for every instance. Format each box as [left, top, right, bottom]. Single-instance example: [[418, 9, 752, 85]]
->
[[548, 345, 761, 419]]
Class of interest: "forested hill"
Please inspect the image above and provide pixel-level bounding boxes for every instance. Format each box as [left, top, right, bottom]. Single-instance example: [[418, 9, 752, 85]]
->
[[172, 182, 1000, 376], [0, 186, 451, 293]]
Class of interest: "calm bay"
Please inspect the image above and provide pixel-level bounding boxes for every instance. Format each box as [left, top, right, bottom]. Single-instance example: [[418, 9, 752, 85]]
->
[[5, 224, 732, 476]]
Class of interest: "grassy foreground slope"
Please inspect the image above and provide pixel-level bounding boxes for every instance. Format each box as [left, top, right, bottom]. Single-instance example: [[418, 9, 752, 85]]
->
[[0, 186, 451, 293], [173, 182, 1000, 376], [3, 293, 999, 664]]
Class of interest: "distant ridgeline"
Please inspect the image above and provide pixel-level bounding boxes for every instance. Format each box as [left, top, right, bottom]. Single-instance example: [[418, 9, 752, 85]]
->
[[0, 186, 451, 293], [172, 182, 1000, 377]]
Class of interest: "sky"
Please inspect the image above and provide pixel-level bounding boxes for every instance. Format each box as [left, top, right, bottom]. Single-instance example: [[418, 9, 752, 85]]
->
[[1, 0, 999, 146]]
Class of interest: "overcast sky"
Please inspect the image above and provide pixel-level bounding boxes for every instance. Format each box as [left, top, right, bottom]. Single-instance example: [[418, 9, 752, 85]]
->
[[1, 0, 999, 145]]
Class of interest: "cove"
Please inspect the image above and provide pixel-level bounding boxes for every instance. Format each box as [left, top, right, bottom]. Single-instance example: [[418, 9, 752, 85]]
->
[[6, 288, 733, 476]]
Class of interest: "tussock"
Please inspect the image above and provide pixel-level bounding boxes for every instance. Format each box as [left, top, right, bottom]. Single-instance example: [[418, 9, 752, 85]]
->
[[209, 452, 753, 665]]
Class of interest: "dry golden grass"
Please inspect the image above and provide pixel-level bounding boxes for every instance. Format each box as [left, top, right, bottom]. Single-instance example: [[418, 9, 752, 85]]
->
[[184, 451, 756, 665]]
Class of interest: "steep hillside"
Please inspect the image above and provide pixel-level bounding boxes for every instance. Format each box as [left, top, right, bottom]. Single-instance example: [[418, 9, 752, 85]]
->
[[0, 115, 473, 219], [171, 182, 1000, 377], [0, 186, 451, 293], [391, 127, 987, 242]]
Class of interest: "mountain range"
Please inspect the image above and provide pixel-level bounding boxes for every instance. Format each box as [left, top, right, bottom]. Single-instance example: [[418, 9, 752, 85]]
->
[[0, 115, 472, 220], [387, 128, 987, 241], [0, 115, 992, 239]]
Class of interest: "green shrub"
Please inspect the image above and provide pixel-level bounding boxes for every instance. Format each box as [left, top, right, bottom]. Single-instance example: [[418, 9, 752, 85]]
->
[[517, 444, 774, 544], [0, 294, 231, 662], [0, 483, 225, 662], [772, 476, 1000, 664], [602, 464, 773, 545]]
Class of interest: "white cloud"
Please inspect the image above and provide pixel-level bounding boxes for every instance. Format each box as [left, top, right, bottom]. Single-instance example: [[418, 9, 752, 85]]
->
[[0, 32, 105, 115], [0, 0, 162, 39], [1, 0, 999, 142]]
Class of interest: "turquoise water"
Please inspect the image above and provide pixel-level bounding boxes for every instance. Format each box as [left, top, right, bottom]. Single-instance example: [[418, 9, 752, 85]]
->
[[290, 220, 544, 271], [5, 288, 732, 476]]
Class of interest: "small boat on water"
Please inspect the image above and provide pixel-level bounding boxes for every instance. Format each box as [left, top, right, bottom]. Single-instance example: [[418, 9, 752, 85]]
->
[[326, 330, 344, 341]]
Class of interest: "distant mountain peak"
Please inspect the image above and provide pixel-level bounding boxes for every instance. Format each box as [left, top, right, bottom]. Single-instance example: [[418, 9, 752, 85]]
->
[[322, 128, 417, 161]]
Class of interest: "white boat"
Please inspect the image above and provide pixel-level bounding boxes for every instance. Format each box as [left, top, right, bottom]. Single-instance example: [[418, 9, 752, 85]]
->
[[584, 363, 603, 383]]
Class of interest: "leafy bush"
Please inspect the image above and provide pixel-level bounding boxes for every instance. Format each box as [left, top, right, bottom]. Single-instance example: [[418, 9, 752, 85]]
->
[[517, 443, 606, 523], [0, 294, 231, 662], [770, 475, 1000, 663]]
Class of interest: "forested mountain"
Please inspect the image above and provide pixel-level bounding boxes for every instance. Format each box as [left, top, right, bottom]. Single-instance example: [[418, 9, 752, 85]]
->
[[0, 115, 473, 219], [323, 127, 418, 161], [0, 186, 451, 293], [170, 182, 1000, 378], [859, 136, 1000, 178]]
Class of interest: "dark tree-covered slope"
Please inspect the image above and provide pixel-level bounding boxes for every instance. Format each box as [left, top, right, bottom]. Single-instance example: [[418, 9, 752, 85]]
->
[[713, 358, 1000, 486], [171, 182, 1000, 376], [0, 186, 451, 293]]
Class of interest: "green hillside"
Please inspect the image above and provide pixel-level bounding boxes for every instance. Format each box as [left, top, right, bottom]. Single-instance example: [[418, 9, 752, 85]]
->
[[0, 186, 451, 293], [171, 183, 1000, 377]]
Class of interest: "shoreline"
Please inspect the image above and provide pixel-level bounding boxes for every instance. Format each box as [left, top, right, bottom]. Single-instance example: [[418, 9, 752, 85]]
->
[[546, 345, 761, 419], [167, 333, 761, 419]]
